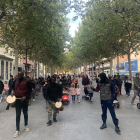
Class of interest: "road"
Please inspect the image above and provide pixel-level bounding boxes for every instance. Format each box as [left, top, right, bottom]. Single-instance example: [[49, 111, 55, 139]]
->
[[0, 78, 140, 140]]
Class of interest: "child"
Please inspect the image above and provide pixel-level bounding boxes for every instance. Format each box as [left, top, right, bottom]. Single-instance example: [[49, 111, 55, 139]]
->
[[114, 85, 119, 101], [76, 84, 82, 103], [87, 81, 94, 102], [63, 87, 69, 95], [2, 81, 9, 101], [69, 83, 76, 102]]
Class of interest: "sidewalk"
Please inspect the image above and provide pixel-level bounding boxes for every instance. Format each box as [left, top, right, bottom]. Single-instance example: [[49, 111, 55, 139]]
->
[[0, 79, 140, 140]]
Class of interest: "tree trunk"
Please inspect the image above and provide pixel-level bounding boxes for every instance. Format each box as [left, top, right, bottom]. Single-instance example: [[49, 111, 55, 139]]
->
[[15, 47, 18, 76], [128, 53, 132, 79], [110, 54, 113, 76], [38, 62, 39, 78], [92, 63, 94, 80], [33, 59, 36, 78], [42, 64, 44, 78], [50, 66, 52, 76]]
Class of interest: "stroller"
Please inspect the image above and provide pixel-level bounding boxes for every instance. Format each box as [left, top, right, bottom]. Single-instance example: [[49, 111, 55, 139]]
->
[[82, 86, 90, 100], [137, 91, 140, 109], [113, 87, 120, 108], [62, 94, 70, 104]]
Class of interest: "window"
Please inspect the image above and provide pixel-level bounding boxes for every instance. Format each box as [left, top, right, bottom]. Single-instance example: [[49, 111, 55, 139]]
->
[[1, 60, 4, 80], [6, 48, 8, 53], [10, 51, 13, 56], [6, 61, 8, 80]]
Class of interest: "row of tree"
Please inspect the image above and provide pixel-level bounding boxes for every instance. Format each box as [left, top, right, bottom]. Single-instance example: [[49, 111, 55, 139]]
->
[[64, 0, 140, 78], [0, 0, 70, 76]]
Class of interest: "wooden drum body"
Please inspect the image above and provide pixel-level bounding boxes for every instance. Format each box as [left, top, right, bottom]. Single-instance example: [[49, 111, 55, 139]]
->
[[55, 101, 64, 111], [6, 95, 16, 104]]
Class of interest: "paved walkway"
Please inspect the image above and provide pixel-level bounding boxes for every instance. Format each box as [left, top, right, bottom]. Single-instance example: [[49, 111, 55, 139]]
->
[[0, 78, 140, 140]]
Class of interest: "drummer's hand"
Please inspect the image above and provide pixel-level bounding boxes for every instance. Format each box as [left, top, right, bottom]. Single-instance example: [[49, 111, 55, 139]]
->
[[21, 96, 26, 101], [11, 91, 14, 97]]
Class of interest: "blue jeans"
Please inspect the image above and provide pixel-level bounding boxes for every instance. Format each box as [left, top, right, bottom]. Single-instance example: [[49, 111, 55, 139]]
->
[[101, 100, 118, 127], [89, 93, 93, 101], [72, 95, 75, 101], [127, 89, 131, 96]]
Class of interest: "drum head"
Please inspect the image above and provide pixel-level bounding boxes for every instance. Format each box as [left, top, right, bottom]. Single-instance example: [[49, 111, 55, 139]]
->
[[6, 95, 16, 104], [55, 102, 62, 108]]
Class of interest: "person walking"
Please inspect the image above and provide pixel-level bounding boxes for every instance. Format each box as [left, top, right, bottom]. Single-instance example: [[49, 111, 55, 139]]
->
[[82, 74, 90, 96], [125, 77, 132, 97], [46, 78, 62, 126], [76, 84, 82, 103], [72, 76, 78, 88], [2, 81, 9, 101], [92, 73, 121, 133], [69, 83, 76, 102], [43, 80, 49, 109], [11, 72, 32, 138], [0, 76, 4, 102], [131, 73, 140, 105], [30, 77, 36, 102], [117, 76, 123, 95], [6, 75, 14, 110], [87, 81, 94, 102]]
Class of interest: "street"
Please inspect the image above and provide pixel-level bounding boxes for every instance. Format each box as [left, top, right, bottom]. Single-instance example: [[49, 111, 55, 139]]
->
[[0, 79, 140, 140]]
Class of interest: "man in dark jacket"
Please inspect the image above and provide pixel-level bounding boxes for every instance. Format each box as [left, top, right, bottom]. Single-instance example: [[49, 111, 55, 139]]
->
[[0, 76, 4, 102], [92, 73, 121, 133], [43, 80, 49, 109], [11, 72, 32, 138], [46, 77, 62, 126], [117, 76, 123, 95]]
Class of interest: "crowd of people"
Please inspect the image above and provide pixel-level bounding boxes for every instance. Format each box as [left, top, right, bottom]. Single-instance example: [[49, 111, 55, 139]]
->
[[1, 71, 140, 137]]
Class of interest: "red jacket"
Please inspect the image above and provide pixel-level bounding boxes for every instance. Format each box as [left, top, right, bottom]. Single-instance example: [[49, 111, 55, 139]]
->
[[14, 79, 29, 98]]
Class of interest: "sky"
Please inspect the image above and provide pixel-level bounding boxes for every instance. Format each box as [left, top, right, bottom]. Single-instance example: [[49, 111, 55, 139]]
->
[[66, 10, 81, 37]]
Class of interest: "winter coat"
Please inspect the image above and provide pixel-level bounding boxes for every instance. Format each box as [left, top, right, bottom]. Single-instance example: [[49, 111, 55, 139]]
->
[[62, 90, 69, 94], [46, 83, 62, 101], [43, 84, 49, 99], [117, 79, 123, 86], [3, 83, 9, 91], [76, 88, 82, 95], [87, 84, 94, 93], [133, 77, 140, 90], [69, 87, 76, 95], [82, 78, 90, 86], [125, 81, 132, 92], [62, 80, 68, 87]]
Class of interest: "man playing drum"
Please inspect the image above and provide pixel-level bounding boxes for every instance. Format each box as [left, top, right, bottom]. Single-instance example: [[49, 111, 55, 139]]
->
[[11, 72, 32, 138], [45, 77, 62, 126]]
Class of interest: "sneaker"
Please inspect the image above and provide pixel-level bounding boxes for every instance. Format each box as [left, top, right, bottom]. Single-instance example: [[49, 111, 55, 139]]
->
[[128, 96, 130, 97], [79, 101, 80, 103], [47, 120, 52, 126], [77, 100, 78, 102], [131, 102, 135, 105], [53, 118, 57, 122], [115, 126, 121, 133], [33, 99, 35, 101], [13, 131, 20, 138], [100, 124, 107, 129], [25, 126, 29, 132]]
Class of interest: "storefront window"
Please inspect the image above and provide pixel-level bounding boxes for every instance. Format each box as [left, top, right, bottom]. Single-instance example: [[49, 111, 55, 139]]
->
[[1, 60, 4, 80], [6, 61, 8, 80]]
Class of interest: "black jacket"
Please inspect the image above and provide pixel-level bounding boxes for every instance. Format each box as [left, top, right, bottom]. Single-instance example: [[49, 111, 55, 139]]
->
[[82, 78, 90, 85], [9, 79, 13, 89], [43, 84, 49, 99], [46, 83, 62, 101], [0, 81, 4, 94], [30, 80, 35, 89]]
